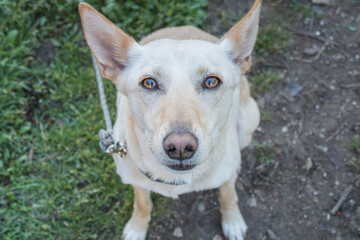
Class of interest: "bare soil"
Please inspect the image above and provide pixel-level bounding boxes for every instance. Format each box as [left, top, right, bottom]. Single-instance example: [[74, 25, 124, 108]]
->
[[148, 0, 360, 239]]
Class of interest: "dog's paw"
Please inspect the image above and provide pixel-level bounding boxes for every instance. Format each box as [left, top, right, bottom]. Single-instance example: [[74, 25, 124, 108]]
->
[[221, 208, 248, 240], [122, 219, 147, 240]]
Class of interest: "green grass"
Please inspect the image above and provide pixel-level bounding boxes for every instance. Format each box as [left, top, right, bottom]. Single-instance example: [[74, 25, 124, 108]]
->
[[254, 1, 312, 60], [255, 23, 292, 59], [349, 135, 360, 174], [0, 0, 209, 239], [293, 2, 312, 19], [260, 111, 272, 122], [251, 70, 283, 96], [254, 142, 276, 165]]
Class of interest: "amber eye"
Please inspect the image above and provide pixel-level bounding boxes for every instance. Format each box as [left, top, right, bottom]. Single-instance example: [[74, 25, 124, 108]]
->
[[141, 78, 158, 90], [204, 76, 221, 89]]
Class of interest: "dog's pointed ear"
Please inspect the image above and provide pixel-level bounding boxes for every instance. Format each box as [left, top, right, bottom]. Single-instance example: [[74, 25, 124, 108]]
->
[[79, 2, 138, 82], [218, 0, 262, 74]]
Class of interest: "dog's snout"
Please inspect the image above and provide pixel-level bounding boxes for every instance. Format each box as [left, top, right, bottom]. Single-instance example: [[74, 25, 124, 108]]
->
[[163, 133, 198, 160]]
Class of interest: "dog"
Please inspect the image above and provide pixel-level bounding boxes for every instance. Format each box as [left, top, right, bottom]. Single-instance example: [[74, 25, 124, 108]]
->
[[79, 0, 261, 239]]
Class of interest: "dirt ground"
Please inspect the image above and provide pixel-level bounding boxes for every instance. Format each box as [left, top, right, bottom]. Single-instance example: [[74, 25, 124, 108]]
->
[[147, 0, 360, 239]]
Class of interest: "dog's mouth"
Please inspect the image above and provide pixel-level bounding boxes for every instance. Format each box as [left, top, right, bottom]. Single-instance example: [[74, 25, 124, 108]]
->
[[165, 163, 197, 171]]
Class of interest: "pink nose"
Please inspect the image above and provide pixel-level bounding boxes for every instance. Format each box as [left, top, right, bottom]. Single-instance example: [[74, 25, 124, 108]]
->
[[163, 133, 198, 160]]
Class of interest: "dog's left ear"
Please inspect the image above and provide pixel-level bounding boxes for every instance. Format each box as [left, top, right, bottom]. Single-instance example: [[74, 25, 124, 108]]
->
[[79, 2, 138, 84], [218, 0, 262, 74]]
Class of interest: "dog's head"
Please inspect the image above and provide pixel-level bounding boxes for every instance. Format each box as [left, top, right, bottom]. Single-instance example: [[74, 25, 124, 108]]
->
[[79, 0, 261, 181]]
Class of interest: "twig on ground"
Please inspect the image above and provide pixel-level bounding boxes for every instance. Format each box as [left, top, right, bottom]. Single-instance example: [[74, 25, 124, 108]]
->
[[196, 222, 205, 237], [257, 174, 285, 190], [330, 185, 353, 215], [305, 183, 321, 209], [189, 192, 203, 216], [325, 121, 346, 143], [339, 83, 360, 88], [301, 84, 318, 95], [295, 31, 340, 47], [39, 151, 65, 162], [291, 44, 327, 63], [28, 140, 36, 164], [269, 161, 279, 177], [267, 229, 277, 240]]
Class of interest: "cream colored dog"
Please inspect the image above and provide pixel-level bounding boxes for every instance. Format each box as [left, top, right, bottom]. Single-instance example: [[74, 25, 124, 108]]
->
[[79, 0, 261, 239]]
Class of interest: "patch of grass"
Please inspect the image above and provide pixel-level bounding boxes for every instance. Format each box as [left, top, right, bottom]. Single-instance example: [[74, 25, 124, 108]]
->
[[0, 0, 209, 239], [255, 1, 312, 60], [294, 2, 312, 19], [254, 142, 276, 165], [251, 70, 284, 96], [97, 0, 209, 40], [256, 22, 292, 59], [349, 135, 360, 173], [260, 111, 272, 122]]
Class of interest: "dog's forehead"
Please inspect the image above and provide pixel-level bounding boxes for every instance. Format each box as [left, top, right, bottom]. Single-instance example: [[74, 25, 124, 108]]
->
[[139, 39, 228, 69]]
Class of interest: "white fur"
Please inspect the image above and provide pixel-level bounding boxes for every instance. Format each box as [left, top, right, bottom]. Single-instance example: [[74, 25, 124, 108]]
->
[[221, 207, 248, 240]]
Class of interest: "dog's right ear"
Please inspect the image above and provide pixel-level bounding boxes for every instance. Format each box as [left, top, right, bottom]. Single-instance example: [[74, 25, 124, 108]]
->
[[79, 3, 138, 83]]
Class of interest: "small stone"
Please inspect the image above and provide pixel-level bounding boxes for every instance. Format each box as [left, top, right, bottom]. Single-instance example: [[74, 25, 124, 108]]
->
[[315, 31, 321, 36], [321, 146, 328, 153], [348, 70, 360, 76], [212, 234, 223, 240], [305, 157, 313, 170], [303, 47, 319, 56], [197, 202, 206, 213], [286, 83, 303, 96], [326, 213, 331, 221], [282, 126, 288, 133], [320, 20, 325, 26], [173, 227, 183, 238], [247, 196, 257, 207]]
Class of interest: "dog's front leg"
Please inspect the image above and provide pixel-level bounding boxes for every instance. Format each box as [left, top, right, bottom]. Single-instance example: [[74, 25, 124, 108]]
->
[[219, 173, 247, 240], [122, 186, 152, 240]]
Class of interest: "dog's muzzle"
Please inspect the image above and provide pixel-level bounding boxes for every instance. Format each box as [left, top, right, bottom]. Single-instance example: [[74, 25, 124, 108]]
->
[[163, 132, 198, 171]]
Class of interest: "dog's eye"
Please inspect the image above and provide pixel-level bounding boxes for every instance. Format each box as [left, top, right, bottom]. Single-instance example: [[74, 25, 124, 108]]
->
[[141, 78, 158, 90], [204, 76, 221, 89]]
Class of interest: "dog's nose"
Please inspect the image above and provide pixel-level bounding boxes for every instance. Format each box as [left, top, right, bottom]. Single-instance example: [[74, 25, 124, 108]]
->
[[163, 133, 198, 160]]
